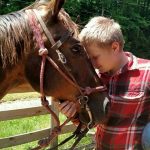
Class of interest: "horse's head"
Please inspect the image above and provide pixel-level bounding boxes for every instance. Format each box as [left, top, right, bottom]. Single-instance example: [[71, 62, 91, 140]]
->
[[24, 0, 108, 128]]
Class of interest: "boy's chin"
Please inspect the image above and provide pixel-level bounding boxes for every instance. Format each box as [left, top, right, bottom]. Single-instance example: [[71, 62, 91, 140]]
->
[[95, 67, 108, 73], [98, 68, 107, 73]]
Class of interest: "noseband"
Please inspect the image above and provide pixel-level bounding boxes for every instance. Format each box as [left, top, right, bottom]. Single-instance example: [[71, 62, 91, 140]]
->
[[26, 9, 106, 150]]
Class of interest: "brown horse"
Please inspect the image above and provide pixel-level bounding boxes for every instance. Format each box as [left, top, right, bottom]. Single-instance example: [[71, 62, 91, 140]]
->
[[0, 0, 108, 149]]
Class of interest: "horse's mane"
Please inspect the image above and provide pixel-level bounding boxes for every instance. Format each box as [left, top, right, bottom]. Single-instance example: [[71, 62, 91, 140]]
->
[[0, 0, 78, 68], [0, 11, 31, 68]]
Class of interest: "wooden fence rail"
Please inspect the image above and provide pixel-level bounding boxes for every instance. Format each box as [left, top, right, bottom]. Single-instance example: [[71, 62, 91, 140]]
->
[[0, 98, 77, 149]]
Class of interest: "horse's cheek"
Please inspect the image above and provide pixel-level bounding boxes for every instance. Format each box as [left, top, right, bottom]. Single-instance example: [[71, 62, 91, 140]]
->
[[24, 55, 41, 92]]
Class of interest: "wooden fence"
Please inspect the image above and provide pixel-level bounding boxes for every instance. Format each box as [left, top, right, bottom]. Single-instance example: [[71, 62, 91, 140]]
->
[[0, 96, 95, 149]]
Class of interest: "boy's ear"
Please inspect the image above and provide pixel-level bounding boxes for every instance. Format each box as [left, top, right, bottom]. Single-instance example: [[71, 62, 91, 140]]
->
[[111, 42, 120, 54]]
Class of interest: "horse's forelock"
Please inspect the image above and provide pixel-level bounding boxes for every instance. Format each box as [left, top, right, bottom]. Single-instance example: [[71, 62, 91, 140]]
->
[[59, 9, 79, 37]]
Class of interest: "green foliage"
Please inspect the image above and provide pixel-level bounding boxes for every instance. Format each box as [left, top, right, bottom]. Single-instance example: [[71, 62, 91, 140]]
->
[[0, 0, 34, 14], [65, 0, 150, 58], [0, 0, 150, 58]]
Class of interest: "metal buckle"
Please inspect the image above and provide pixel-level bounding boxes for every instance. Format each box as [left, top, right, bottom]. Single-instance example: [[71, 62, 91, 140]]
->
[[78, 96, 89, 109], [56, 50, 67, 64], [51, 40, 62, 50]]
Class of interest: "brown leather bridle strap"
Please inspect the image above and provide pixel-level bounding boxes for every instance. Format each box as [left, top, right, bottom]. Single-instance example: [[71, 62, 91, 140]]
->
[[33, 9, 73, 52], [33, 9, 55, 45], [32, 9, 107, 97], [32, 9, 85, 96]]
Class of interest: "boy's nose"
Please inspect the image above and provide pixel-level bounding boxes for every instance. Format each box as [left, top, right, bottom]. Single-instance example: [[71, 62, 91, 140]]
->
[[91, 60, 97, 68]]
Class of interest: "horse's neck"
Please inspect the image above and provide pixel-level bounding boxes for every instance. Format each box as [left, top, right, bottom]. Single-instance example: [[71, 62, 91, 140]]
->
[[0, 63, 28, 100], [0, 11, 36, 100]]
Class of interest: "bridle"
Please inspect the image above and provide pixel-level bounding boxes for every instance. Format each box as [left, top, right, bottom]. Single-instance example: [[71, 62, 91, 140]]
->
[[26, 9, 107, 150]]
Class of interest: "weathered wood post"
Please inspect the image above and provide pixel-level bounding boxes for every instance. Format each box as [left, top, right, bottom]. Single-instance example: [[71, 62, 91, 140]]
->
[[50, 100, 59, 150]]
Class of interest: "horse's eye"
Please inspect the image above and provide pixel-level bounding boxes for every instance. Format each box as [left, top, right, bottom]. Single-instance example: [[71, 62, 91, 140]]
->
[[71, 44, 83, 54]]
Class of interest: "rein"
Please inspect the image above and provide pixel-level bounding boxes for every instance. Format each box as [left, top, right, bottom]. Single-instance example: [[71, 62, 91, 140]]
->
[[26, 9, 107, 150]]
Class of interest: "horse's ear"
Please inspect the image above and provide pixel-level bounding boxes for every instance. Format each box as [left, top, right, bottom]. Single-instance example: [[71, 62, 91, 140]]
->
[[52, 0, 65, 18]]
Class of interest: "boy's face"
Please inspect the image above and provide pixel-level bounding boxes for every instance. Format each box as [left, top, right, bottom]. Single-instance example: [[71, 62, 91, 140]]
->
[[86, 42, 121, 73]]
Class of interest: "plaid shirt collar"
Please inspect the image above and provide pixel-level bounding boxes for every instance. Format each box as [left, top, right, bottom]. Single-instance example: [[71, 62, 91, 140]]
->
[[117, 52, 138, 74]]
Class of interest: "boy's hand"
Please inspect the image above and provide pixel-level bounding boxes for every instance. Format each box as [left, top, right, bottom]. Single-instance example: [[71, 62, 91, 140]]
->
[[57, 101, 78, 118]]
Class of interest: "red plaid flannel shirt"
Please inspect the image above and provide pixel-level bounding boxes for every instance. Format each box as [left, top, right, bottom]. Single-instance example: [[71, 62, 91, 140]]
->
[[96, 52, 150, 150]]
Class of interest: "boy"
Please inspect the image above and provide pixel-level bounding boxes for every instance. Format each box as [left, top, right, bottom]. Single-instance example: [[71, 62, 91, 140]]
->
[[58, 16, 150, 150]]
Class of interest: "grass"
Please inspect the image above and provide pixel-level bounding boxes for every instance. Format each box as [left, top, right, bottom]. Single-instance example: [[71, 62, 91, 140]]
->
[[0, 93, 95, 150]]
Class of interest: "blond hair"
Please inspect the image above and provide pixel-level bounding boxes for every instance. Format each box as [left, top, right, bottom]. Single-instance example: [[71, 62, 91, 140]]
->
[[79, 16, 125, 49]]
